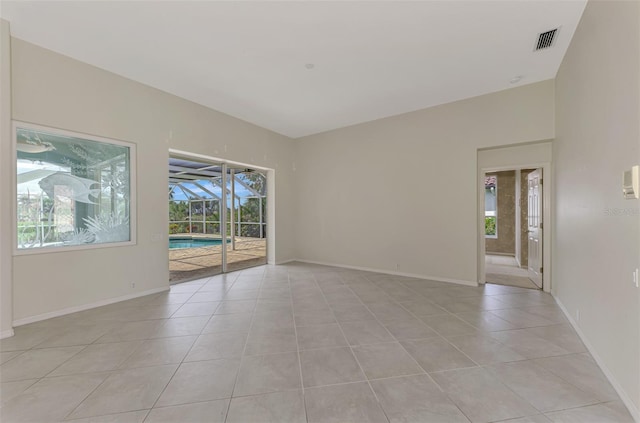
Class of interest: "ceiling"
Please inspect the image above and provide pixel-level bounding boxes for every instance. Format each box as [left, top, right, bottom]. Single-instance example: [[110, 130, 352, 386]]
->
[[0, 1, 587, 138]]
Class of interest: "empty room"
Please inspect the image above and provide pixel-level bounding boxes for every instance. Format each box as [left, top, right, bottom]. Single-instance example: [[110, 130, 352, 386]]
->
[[0, 1, 639, 422]]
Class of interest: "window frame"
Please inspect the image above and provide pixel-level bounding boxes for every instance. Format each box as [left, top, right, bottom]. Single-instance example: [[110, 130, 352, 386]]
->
[[484, 175, 498, 239], [13, 121, 137, 255]]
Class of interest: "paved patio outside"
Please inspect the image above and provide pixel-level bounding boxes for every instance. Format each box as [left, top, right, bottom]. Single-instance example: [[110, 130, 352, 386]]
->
[[169, 237, 266, 283]]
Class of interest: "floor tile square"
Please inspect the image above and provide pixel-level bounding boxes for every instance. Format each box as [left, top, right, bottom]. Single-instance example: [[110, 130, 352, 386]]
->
[[454, 311, 518, 332], [184, 331, 246, 361], [226, 390, 306, 423], [145, 399, 228, 423], [488, 361, 599, 412], [366, 303, 416, 322], [305, 382, 388, 423], [339, 320, 395, 346], [352, 342, 423, 379], [0, 351, 22, 365], [447, 333, 526, 365], [489, 329, 570, 359], [300, 347, 365, 387], [151, 316, 209, 338], [401, 338, 476, 372], [545, 401, 634, 423], [1, 374, 108, 423], [0, 346, 85, 382], [68, 365, 177, 419], [244, 327, 298, 356], [431, 367, 538, 423], [294, 309, 337, 326], [215, 300, 257, 315], [202, 313, 253, 334], [234, 352, 301, 396], [533, 354, 619, 402], [50, 341, 141, 376], [0, 379, 38, 406], [382, 318, 439, 340], [524, 324, 586, 353], [172, 301, 220, 317], [419, 314, 478, 337], [155, 358, 240, 407], [34, 325, 113, 349], [120, 336, 196, 368], [330, 303, 375, 322], [296, 323, 347, 350], [370, 374, 470, 423], [96, 320, 166, 343]]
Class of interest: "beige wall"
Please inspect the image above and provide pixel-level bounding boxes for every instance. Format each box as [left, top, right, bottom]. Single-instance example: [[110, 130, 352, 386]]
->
[[295, 81, 555, 284], [8, 39, 296, 323], [0, 20, 13, 337], [485, 170, 516, 255], [554, 0, 640, 417]]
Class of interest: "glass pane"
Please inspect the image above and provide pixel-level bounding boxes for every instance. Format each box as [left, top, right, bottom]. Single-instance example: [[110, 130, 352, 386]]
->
[[168, 157, 224, 283], [16, 126, 132, 250], [485, 188, 497, 212], [484, 175, 497, 237], [226, 169, 267, 272], [485, 216, 497, 236]]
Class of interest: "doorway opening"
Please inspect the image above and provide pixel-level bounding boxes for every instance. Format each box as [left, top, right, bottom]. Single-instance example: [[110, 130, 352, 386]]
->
[[483, 168, 543, 290], [168, 154, 268, 283]]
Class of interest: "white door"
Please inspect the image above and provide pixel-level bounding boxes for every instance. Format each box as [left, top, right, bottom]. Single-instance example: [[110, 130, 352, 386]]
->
[[527, 169, 543, 288]]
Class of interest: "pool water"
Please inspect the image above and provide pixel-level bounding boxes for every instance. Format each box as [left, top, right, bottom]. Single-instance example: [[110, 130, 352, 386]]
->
[[169, 238, 227, 249]]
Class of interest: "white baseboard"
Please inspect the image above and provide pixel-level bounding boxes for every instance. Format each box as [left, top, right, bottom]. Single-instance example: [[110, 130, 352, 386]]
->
[[12, 287, 169, 327], [292, 259, 477, 287], [274, 258, 297, 265], [553, 295, 640, 423], [0, 328, 14, 339]]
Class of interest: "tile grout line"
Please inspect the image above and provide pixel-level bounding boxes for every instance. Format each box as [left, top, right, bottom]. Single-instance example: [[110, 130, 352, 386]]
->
[[144, 271, 238, 421], [358, 274, 485, 371], [314, 272, 391, 423], [288, 270, 309, 423], [220, 266, 267, 423], [390, 276, 558, 420], [360, 274, 503, 423], [356, 273, 473, 400]]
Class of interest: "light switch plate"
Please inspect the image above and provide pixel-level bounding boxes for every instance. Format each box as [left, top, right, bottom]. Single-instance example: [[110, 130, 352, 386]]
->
[[623, 165, 639, 199]]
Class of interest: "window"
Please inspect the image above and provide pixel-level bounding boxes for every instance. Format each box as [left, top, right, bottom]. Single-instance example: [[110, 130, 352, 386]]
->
[[485, 175, 497, 238], [15, 123, 135, 251]]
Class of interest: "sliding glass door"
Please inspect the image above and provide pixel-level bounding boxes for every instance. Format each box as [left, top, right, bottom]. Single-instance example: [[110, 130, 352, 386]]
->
[[168, 156, 267, 283]]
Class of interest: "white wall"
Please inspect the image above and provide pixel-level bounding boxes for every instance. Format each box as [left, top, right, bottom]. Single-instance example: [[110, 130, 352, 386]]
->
[[477, 142, 552, 169], [554, 0, 640, 417], [8, 39, 296, 324], [295, 81, 555, 284], [0, 20, 13, 338]]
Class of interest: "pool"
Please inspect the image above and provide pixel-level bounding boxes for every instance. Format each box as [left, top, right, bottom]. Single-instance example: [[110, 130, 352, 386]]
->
[[169, 238, 228, 249]]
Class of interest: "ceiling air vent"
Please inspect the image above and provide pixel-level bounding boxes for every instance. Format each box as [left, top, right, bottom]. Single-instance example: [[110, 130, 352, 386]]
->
[[535, 28, 558, 51]]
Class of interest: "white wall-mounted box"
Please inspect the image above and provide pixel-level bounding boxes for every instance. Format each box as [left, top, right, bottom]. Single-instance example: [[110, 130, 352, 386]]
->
[[623, 165, 639, 199]]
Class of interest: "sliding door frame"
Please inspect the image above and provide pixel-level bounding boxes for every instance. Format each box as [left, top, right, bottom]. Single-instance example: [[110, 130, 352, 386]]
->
[[168, 149, 274, 278]]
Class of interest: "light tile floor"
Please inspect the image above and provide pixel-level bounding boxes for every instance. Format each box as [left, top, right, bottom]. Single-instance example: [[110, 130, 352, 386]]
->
[[0, 262, 634, 423], [485, 255, 539, 290]]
